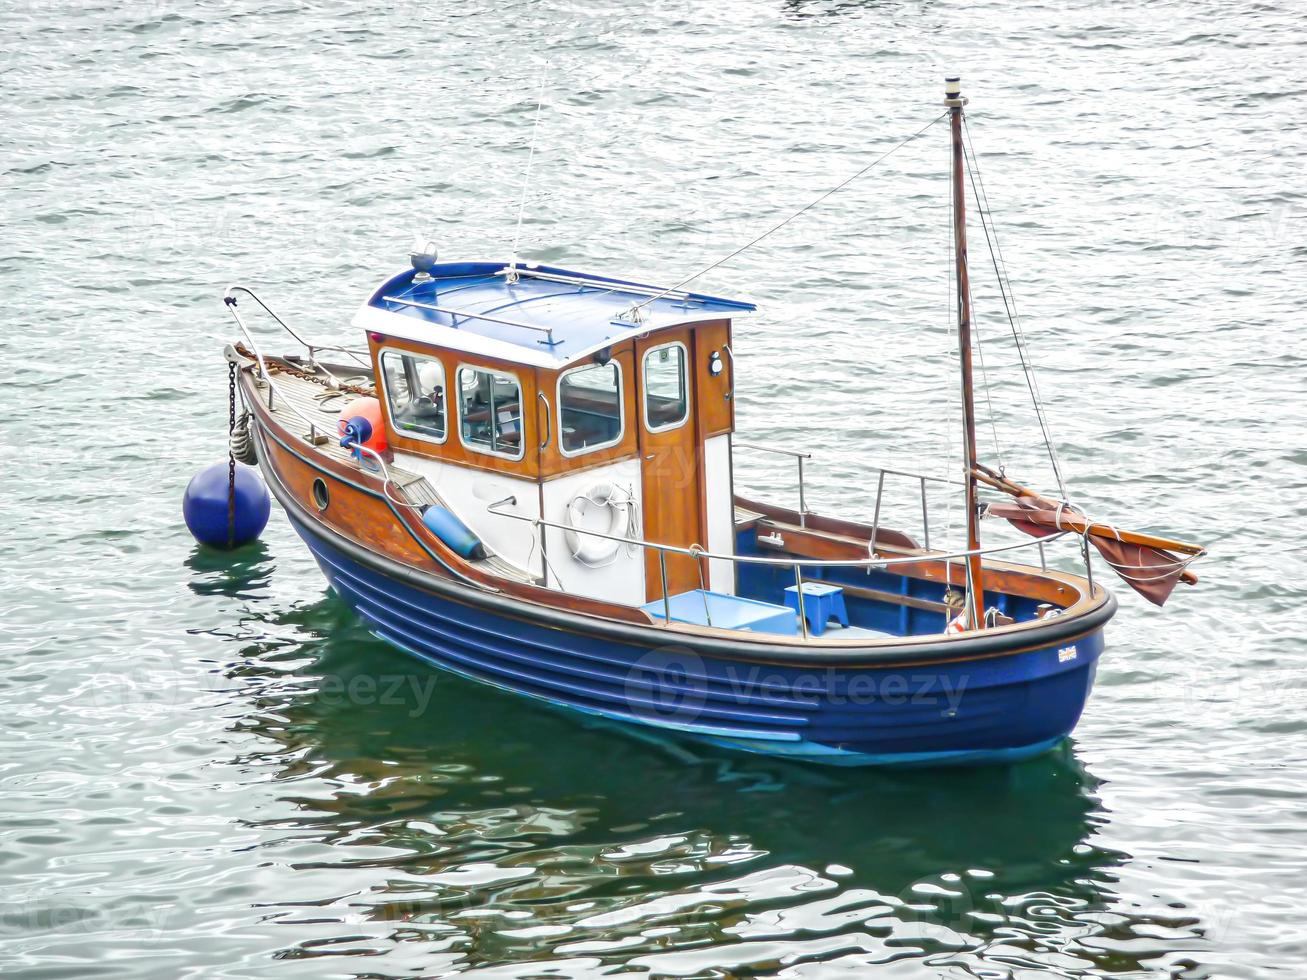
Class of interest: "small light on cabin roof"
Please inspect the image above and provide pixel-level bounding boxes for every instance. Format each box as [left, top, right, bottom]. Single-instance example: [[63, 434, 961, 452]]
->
[[410, 240, 439, 283]]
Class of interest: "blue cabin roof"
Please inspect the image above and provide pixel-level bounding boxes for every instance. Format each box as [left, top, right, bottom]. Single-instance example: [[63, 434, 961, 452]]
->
[[352, 261, 755, 369]]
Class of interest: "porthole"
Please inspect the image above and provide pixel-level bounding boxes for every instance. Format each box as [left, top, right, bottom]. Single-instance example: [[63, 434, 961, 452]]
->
[[312, 478, 329, 511]]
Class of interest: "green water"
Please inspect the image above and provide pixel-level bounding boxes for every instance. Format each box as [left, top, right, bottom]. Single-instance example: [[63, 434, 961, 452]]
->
[[3, 0, 1304, 976]]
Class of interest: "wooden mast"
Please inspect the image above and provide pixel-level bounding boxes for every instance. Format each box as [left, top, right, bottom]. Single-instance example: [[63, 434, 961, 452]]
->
[[946, 76, 985, 629]]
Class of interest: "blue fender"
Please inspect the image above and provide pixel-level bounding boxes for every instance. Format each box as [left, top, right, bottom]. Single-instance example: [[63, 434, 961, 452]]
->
[[421, 505, 486, 560]]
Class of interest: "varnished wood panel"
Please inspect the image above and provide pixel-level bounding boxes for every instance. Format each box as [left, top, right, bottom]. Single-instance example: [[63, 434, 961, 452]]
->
[[838, 582, 952, 614], [692, 319, 734, 438], [366, 333, 541, 479], [635, 327, 704, 599], [755, 520, 1080, 606], [537, 342, 640, 480], [736, 494, 921, 551], [262, 433, 439, 570]]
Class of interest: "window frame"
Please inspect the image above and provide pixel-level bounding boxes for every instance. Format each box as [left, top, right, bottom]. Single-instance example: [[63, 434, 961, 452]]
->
[[556, 360, 626, 458], [641, 341, 691, 434], [455, 362, 527, 461], [377, 346, 449, 447]]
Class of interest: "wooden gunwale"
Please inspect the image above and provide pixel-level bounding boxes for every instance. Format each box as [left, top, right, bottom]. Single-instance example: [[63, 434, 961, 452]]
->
[[244, 364, 1116, 668], [244, 367, 655, 622], [736, 496, 1090, 607]]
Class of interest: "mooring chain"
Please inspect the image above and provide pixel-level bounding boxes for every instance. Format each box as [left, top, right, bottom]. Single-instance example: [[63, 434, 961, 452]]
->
[[232, 342, 374, 398]]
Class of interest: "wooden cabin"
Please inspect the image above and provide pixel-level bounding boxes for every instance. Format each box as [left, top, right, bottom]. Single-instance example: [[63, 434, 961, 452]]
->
[[353, 261, 755, 606]]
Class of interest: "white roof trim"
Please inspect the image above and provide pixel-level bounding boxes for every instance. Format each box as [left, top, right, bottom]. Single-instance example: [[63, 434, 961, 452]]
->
[[351, 303, 742, 370], [353, 305, 559, 368]]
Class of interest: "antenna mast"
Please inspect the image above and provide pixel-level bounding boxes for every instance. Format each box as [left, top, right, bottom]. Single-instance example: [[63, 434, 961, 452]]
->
[[946, 76, 986, 629], [507, 61, 550, 285]]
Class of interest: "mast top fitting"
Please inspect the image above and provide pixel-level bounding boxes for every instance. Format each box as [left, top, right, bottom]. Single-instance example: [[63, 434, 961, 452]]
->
[[944, 76, 968, 109]]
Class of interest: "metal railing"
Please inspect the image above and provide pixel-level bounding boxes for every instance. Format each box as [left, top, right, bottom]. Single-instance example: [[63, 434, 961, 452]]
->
[[380, 294, 560, 347], [734, 443, 811, 526], [486, 497, 1071, 640], [225, 286, 371, 382], [222, 286, 423, 515], [491, 266, 700, 303], [734, 443, 967, 553]]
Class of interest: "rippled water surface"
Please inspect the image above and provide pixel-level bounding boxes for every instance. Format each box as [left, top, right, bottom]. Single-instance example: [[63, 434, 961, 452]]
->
[[3, 0, 1305, 976]]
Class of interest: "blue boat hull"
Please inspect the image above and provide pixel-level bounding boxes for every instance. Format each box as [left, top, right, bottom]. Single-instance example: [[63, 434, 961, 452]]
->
[[288, 513, 1106, 768]]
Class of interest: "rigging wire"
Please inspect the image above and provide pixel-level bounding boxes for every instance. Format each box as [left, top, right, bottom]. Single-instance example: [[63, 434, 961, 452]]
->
[[962, 117, 1070, 502], [966, 227, 1006, 472], [615, 110, 951, 319]]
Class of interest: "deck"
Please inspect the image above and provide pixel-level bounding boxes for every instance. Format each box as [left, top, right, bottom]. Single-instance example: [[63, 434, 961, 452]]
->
[[247, 353, 535, 585]]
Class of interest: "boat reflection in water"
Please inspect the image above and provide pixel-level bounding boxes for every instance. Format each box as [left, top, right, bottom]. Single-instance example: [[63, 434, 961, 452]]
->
[[210, 602, 1214, 976]]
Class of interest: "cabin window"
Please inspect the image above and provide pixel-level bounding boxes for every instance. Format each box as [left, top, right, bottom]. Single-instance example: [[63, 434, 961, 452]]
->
[[379, 349, 446, 443], [643, 342, 688, 432], [558, 362, 623, 456], [457, 365, 524, 460]]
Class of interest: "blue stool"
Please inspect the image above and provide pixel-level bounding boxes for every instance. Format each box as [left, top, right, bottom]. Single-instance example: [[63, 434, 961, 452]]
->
[[783, 582, 849, 636]]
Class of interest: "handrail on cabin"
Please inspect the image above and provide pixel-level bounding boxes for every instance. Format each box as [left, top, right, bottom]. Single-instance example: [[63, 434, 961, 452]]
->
[[379, 294, 559, 347], [491, 266, 699, 303]]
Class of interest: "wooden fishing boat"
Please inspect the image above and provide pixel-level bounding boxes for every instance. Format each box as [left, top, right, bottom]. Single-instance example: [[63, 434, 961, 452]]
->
[[218, 78, 1204, 766]]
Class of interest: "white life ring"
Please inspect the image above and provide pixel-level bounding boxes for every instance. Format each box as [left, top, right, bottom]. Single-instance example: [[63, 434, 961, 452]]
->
[[564, 483, 633, 566]]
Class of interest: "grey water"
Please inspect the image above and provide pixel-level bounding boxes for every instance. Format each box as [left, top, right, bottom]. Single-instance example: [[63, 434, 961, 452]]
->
[[2, 0, 1305, 976]]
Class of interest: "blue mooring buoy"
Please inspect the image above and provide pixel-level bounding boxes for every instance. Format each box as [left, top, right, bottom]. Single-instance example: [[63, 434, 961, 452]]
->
[[183, 462, 271, 549]]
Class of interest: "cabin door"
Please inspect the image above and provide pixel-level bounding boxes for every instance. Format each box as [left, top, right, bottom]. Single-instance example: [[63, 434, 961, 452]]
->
[[635, 330, 705, 602]]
